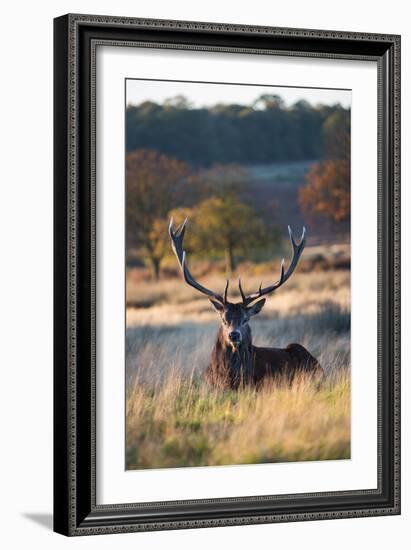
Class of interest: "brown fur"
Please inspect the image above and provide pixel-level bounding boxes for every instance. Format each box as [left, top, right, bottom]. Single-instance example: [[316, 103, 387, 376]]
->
[[170, 219, 320, 389], [204, 324, 323, 390]]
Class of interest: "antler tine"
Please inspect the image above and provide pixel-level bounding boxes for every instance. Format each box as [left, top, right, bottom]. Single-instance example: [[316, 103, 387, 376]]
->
[[224, 280, 229, 303], [288, 224, 306, 253], [238, 278, 246, 303], [169, 218, 225, 304], [241, 226, 306, 306], [168, 217, 187, 264], [175, 218, 187, 238]]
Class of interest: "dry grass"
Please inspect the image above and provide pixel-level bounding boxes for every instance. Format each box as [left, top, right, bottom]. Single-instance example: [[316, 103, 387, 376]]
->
[[126, 269, 350, 326], [126, 368, 350, 469], [125, 268, 351, 470]]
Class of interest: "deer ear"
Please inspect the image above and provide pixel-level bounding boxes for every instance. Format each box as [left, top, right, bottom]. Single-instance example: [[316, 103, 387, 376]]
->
[[248, 298, 266, 317], [209, 298, 224, 313]]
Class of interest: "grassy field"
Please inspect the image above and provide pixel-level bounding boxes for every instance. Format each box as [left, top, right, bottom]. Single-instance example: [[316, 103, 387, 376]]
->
[[126, 258, 351, 470], [126, 369, 350, 469], [244, 160, 316, 187]]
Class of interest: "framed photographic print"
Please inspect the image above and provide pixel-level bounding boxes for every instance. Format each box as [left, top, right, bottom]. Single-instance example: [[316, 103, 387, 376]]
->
[[53, 14, 401, 536]]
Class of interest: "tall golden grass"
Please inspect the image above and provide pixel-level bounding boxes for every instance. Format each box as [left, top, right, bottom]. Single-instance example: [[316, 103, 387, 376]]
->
[[125, 267, 351, 470], [126, 368, 350, 469]]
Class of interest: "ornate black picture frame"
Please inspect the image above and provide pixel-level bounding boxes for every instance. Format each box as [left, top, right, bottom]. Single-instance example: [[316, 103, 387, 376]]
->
[[53, 13, 400, 536]]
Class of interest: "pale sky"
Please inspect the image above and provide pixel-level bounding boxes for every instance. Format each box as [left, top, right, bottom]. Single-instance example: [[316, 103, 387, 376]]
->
[[126, 79, 351, 109]]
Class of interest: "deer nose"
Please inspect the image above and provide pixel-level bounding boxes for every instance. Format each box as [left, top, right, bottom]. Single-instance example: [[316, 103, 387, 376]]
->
[[229, 331, 241, 342]]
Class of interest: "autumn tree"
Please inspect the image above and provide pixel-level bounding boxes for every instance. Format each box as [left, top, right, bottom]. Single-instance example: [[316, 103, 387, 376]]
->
[[299, 109, 351, 223], [180, 195, 268, 275], [299, 159, 350, 223], [126, 149, 189, 279]]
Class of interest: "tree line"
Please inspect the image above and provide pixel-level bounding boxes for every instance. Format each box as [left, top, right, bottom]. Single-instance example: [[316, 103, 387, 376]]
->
[[126, 94, 349, 167], [126, 97, 351, 279]]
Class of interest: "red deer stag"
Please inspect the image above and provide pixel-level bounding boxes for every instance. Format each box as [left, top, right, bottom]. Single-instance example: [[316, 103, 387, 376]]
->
[[169, 219, 323, 389]]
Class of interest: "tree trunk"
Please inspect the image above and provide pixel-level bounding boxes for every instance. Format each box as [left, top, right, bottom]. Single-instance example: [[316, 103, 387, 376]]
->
[[225, 246, 235, 275], [151, 257, 161, 281]]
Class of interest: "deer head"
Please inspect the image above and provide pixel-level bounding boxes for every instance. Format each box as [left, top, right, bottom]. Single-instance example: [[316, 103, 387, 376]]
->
[[168, 218, 306, 350], [207, 299, 266, 350]]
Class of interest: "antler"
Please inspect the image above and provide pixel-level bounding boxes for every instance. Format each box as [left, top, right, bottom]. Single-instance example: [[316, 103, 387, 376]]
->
[[169, 218, 229, 305], [239, 225, 306, 306]]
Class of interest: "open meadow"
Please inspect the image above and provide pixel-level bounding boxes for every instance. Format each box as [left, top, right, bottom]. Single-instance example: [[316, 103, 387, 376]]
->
[[125, 245, 351, 470]]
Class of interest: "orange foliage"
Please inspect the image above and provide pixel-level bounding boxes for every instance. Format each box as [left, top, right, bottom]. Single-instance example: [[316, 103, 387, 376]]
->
[[126, 149, 189, 278], [299, 159, 350, 223]]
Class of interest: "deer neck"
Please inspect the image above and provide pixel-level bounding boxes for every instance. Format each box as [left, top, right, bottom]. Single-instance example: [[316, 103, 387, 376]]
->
[[214, 325, 254, 386]]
